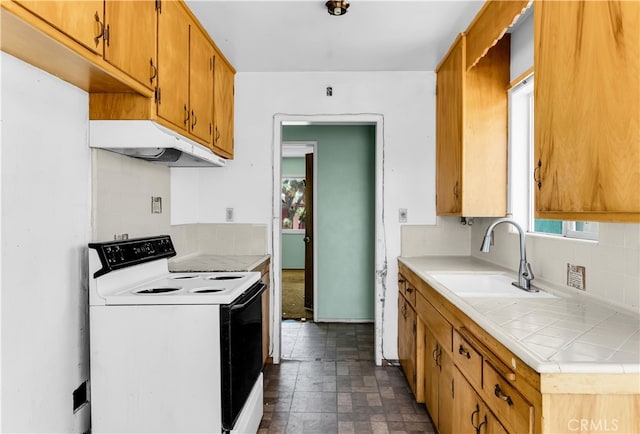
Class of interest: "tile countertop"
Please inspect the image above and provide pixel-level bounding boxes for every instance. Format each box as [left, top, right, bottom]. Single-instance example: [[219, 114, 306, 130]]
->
[[398, 256, 640, 375], [169, 254, 270, 273]]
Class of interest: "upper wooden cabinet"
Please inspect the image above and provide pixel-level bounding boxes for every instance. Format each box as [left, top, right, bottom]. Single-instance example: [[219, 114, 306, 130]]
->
[[188, 24, 215, 144], [156, 0, 191, 132], [436, 33, 511, 217], [104, 0, 158, 91], [213, 54, 235, 158], [534, 0, 640, 222], [2, 0, 236, 158], [14, 0, 104, 54]]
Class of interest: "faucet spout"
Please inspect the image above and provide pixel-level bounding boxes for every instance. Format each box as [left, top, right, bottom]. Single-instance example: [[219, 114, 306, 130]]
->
[[480, 218, 536, 292]]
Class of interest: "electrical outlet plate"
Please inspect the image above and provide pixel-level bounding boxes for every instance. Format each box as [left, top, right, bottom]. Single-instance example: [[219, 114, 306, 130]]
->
[[225, 208, 234, 222], [567, 263, 586, 290], [151, 196, 162, 214]]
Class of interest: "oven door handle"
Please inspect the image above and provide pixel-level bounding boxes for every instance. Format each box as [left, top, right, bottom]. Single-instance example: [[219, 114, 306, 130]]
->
[[229, 282, 266, 311]]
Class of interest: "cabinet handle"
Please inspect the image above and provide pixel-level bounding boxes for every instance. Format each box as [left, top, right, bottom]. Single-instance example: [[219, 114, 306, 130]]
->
[[401, 303, 407, 319], [94, 12, 104, 48], [149, 58, 157, 84], [405, 287, 413, 294], [183, 105, 190, 125], [458, 344, 471, 359], [534, 159, 542, 190], [494, 384, 514, 406], [476, 415, 488, 434], [191, 110, 197, 129], [471, 404, 480, 430], [453, 180, 460, 201], [215, 127, 221, 142], [398, 278, 406, 285]]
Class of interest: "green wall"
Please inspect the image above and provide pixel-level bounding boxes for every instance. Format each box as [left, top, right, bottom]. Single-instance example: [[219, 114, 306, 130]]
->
[[282, 157, 306, 269], [282, 125, 375, 321]]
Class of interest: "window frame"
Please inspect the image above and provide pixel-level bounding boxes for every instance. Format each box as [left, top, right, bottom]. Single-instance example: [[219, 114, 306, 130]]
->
[[508, 74, 598, 242]]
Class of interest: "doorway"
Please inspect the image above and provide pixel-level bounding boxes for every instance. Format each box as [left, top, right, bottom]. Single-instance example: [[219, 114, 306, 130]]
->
[[281, 143, 314, 322], [272, 116, 384, 365]]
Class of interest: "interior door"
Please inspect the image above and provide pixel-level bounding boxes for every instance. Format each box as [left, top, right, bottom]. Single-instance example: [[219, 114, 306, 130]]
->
[[304, 153, 314, 310]]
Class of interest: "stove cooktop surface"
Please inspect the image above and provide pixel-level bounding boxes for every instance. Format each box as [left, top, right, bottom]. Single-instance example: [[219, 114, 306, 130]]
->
[[102, 271, 262, 305]]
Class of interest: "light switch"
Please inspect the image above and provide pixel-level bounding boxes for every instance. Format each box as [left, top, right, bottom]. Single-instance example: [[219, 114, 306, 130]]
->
[[399, 208, 408, 223], [226, 208, 234, 222]]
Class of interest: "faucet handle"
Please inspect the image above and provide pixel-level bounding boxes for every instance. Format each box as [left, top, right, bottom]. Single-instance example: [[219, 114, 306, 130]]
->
[[524, 262, 535, 281]]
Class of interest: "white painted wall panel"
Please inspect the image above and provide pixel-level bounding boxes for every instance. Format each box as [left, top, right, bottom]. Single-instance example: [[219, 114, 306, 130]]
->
[[1, 53, 91, 433]]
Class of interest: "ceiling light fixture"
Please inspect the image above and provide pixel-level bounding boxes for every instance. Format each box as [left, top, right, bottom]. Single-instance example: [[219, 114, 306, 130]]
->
[[325, 0, 349, 16]]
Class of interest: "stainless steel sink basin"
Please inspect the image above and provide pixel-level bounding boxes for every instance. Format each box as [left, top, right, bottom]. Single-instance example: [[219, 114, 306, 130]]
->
[[430, 273, 558, 299]]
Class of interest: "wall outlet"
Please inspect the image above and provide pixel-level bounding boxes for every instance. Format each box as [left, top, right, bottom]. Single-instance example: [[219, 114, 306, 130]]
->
[[399, 208, 408, 223], [151, 196, 162, 214], [225, 207, 234, 222], [567, 263, 586, 290]]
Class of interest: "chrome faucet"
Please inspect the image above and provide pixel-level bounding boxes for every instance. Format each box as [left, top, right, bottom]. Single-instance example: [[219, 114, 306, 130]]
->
[[480, 218, 537, 292]]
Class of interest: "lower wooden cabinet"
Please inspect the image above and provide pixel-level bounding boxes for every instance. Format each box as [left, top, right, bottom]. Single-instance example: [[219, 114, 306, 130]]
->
[[424, 327, 454, 433], [454, 367, 508, 434], [398, 290, 417, 396]]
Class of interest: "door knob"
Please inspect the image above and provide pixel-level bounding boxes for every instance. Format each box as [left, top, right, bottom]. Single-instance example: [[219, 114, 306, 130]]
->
[[303, 236, 310, 243]]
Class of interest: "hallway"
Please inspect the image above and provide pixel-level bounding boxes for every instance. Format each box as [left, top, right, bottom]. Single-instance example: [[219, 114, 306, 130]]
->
[[259, 322, 435, 433]]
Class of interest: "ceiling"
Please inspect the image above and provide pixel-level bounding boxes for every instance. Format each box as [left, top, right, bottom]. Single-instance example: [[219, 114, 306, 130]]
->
[[186, 0, 485, 72]]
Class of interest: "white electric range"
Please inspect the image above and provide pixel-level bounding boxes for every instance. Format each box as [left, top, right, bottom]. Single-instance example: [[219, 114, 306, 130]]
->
[[88, 235, 265, 433]]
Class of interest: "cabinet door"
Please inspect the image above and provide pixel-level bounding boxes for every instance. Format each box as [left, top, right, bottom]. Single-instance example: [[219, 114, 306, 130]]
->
[[16, 0, 104, 53], [534, 0, 640, 220], [438, 350, 454, 434], [453, 368, 507, 434], [157, 0, 190, 132], [424, 329, 440, 426], [104, 0, 157, 91], [188, 25, 215, 144], [398, 294, 416, 395], [213, 55, 235, 158], [436, 35, 463, 215]]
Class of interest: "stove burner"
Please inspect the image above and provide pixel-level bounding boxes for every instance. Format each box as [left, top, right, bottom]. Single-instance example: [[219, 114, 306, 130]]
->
[[192, 288, 225, 293], [206, 276, 243, 281], [170, 275, 200, 280], [136, 287, 181, 294]]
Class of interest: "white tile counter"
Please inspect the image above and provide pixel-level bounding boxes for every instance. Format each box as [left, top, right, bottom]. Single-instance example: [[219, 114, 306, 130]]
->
[[399, 256, 640, 375], [169, 254, 270, 273]]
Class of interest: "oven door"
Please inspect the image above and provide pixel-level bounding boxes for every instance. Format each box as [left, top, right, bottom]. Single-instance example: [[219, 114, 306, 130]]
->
[[220, 281, 266, 431]]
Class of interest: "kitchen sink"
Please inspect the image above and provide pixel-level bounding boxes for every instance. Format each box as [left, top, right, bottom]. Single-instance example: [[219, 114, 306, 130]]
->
[[429, 273, 558, 299]]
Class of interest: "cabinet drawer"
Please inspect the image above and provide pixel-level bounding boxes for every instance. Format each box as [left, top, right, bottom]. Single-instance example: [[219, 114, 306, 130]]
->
[[398, 274, 416, 306], [452, 329, 482, 389], [416, 293, 452, 352], [483, 360, 534, 434]]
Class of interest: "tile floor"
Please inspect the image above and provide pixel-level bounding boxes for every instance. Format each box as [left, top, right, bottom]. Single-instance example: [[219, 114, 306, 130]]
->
[[259, 321, 435, 434]]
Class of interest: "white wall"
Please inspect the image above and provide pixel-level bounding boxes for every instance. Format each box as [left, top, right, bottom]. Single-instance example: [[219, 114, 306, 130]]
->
[[172, 71, 437, 360], [509, 8, 534, 82], [1, 53, 91, 433]]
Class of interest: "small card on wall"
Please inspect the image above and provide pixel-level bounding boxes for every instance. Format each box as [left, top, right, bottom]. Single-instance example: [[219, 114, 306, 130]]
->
[[567, 263, 586, 290]]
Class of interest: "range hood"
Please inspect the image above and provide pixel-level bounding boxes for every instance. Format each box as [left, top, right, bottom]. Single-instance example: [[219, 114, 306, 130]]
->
[[89, 120, 226, 167]]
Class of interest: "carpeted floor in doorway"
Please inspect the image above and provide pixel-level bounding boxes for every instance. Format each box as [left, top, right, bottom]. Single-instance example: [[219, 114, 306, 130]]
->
[[282, 269, 313, 320]]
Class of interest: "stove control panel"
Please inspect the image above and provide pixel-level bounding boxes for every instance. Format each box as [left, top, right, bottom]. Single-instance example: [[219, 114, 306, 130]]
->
[[89, 235, 176, 277]]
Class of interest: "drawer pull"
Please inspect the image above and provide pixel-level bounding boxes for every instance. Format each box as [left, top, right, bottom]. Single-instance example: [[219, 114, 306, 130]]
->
[[458, 344, 471, 359], [494, 384, 514, 406]]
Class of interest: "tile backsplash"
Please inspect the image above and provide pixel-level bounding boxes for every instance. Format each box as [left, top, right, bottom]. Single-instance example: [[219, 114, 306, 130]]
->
[[470, 219, 640, 313]]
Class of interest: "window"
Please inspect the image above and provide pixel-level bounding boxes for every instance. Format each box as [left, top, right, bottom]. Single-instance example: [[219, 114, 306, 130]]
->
[[508, 76, 598, 241], [281, 177, 306, 231]]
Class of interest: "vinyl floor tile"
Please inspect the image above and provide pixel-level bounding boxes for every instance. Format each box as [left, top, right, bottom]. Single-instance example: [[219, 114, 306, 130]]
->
[[260, 322, 435, 434]]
